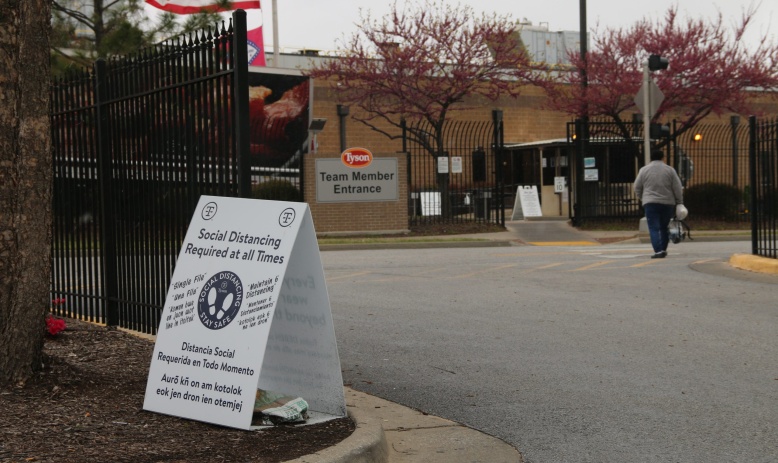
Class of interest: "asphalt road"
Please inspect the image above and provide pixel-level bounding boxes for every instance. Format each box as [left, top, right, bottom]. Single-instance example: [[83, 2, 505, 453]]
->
[[322, 240, 778, 463]]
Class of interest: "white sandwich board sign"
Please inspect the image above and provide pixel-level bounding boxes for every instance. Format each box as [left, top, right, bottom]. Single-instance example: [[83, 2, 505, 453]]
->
[[143, 196, 346, 430], [511, 185, 542, 220]]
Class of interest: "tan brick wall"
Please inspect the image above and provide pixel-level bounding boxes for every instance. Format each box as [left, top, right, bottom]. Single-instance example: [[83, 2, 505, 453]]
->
[[311, 79, 778, 155], [306, 77, 778, 231], [304, 151, 409, 235], [311, 83, 572, 155]]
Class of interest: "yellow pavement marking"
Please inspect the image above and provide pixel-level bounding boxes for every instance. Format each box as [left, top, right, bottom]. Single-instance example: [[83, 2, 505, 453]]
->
[[536, 263, 564, 269], [630, 260, 661, 268], [570, 260, 615, 271], [410, 267, 448, 276], [528, 241, 599, 246], [519, 262, 564, 274], [494, 250, 586, 257], [451, 263, 518, 279]]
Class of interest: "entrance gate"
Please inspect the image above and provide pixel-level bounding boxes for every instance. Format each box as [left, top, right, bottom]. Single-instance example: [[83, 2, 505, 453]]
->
[[404, 111, 505, 226]]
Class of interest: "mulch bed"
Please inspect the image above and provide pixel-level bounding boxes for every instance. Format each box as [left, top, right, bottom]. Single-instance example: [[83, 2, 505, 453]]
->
[[0, 318, 354, 463]]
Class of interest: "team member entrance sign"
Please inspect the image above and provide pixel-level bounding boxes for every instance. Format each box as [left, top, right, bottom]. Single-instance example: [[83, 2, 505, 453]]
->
[[316, 151, 399, 203], [143, 196, 345, 430]]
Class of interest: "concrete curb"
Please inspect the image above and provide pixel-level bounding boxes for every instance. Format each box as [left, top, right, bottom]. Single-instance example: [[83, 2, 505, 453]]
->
[[637, 232, 751, 243], [286, 407, 389, 463], [319, 240, 514, 251], [729, 253, 778, 275]]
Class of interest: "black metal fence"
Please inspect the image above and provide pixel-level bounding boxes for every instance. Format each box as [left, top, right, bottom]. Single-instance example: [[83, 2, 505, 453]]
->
[[674, 119, 750, 221], [568, 118, 756, 225], [568, 119, 644, 223], [50, 13, 259, 334], [674, 119, 749, 189], [749, 116, 778, 258], [405, 111, 505, 227]]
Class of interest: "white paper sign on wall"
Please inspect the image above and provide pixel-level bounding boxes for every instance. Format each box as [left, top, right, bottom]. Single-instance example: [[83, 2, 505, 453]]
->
[[437, 155, 449, 174], [143, 196, 345, 430], [451, 156, 463, 174]]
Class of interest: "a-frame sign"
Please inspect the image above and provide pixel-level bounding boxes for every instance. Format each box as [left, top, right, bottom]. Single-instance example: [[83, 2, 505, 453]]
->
[[143, 196, 345, 430]]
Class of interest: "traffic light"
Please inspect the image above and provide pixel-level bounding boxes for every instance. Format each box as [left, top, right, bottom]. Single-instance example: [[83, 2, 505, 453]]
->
[[648, 54, 669, 71], [650, 123, 670, 139]]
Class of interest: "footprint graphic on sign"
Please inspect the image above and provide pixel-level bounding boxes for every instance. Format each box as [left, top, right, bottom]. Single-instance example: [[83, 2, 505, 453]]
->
[[207, 287, 217, 315], [198, 271, 243, 330], [217, 293, 234, 320]]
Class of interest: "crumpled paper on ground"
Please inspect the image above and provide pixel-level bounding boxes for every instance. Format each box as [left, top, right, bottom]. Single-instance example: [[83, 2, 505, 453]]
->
[[253, 389, 309, 425]]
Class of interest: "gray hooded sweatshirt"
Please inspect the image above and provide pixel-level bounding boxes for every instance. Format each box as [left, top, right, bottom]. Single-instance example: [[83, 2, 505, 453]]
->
[[633, 160, 684, 206]]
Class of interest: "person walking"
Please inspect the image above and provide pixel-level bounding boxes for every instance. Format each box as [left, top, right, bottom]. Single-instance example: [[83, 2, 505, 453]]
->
[[634, 149, 684, 258]]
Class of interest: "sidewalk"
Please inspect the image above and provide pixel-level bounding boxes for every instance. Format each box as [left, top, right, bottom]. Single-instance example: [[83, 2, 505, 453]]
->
[[289, 388, 522, 463], [301, 220, 776, 463]]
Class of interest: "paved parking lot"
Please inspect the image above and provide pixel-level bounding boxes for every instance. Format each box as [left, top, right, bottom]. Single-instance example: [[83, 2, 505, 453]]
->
[[323, 240, 778, 463]]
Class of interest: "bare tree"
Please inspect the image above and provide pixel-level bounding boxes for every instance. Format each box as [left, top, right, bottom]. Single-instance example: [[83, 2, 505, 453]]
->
[[0, 0, 53, 387]]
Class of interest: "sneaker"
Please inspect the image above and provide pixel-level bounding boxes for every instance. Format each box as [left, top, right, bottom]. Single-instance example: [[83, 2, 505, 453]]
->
[[650, 251, 667, 259]]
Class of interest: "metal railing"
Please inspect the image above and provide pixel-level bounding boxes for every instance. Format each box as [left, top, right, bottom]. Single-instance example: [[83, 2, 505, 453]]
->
[[569, 118, 756, 225], [749, 116, 778, 258], [51, 13, 253, 334], [404, 111, 505, 227]]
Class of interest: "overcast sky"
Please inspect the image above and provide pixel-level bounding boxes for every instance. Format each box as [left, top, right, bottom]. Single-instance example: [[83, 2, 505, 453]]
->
[[145, 0, 776, 53]]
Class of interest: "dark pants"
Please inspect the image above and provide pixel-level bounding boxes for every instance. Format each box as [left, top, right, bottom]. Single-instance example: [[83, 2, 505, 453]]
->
[[644, 203, 675, 253]]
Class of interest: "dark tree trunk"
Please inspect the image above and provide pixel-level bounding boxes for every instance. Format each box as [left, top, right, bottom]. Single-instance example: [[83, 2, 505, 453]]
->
[[0, 0, 53, 387]]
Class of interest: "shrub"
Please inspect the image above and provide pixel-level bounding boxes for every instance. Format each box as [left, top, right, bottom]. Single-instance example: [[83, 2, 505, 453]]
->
[[251, 179, 303, 202], [684, 182, 742, 220]]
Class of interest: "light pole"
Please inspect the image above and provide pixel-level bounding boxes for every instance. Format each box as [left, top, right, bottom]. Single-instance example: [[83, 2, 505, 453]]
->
[[272, 0, 279, 66]]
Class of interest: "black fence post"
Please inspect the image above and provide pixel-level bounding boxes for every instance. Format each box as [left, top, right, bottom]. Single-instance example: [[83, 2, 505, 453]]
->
[[232, 10, 251, 198], [94, 59, 119, 327], [492, 109, 504, 227], [573, 118, 585, 225], [748, 115, 758, 255], [670, 119, 677, 171], [731, 115, 740, 188]]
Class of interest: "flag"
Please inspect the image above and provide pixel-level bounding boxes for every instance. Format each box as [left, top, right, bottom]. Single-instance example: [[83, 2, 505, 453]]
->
[[247, 26, 266, 66], [146, 0, 267, 66], [145, 0, 260, 14]]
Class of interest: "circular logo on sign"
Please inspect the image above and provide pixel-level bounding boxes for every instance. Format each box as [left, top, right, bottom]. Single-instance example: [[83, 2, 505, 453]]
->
[[197, 271, 243, 330], [341, 147, 373, 168], [279, 208, 296, 227], [201, 202, 218, 220]]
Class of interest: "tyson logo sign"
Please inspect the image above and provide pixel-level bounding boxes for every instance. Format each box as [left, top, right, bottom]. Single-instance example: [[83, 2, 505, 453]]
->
[[341, 148, 373, 168]]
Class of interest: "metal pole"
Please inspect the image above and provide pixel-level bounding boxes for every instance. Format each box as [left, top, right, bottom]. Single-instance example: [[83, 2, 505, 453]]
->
[[579, 0, 587, 89], [94, 59, 119, 327], [748, 116, 758, 255], [577, 0, 589, 226], [337, 104, 349, 152], [272, 0, 279, 66], [579, 0, 589, 145], [493, 109, 505, 227], [233, 10, 252, 198], [731, 115, 740, 188], [643, 63, 651, 166]]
